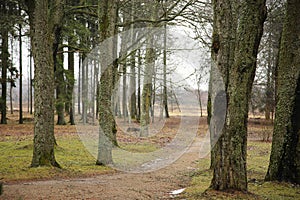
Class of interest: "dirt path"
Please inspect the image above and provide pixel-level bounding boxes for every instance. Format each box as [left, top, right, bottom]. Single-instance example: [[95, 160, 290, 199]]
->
[[1, 138, 203, 200]]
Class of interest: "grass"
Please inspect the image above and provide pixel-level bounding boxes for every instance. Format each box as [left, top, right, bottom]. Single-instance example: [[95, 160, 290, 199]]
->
[[0, 113, 178, 182], [0, 134, 112, 182], [0, 122, 162, 183], [182, 141, 300, 199]]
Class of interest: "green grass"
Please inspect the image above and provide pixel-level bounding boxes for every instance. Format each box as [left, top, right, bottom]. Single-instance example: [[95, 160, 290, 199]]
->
[[0, 135, 112, 182], [183, 141, 300, 199]]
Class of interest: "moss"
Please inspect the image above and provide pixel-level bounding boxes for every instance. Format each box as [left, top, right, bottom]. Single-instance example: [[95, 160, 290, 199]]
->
[[249, 181, 300, 200]]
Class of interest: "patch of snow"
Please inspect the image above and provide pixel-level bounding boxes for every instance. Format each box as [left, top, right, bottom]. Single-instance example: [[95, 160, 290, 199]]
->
[[170, 188, 186, 195]]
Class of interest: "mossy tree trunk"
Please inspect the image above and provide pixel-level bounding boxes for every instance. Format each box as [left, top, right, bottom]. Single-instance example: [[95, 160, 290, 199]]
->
[[209, 0, 238, 172], [140, 1, 158, 137], [140, 44, 155, 137], [26, 0, 64, 168], [265, 0, 300, 184], [52, 0, 66, 126], [96, 0, 118, 166], [210, 0, 266, 191]]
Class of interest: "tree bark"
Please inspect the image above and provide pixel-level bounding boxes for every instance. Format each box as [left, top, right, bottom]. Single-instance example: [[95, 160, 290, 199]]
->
[[26, 0, 64, 168], [19, 17, 23, 124], [140, 1, 158, 137], [129, 1, 137, 120], [265, 0, 300, 184], [78, 53, 81, 115], [129, 50, 137, 119], [0, 29, 8, 124], [29, 49, 33, 115], [51, 0, 66, 126], [96, 0, 118, 165], [210, 0, 266, 191], [163, 8, 169, 119], [140, 45, 155, 137], [67, 45, 75, 125], [137, 49, 142, 121], [55, 51, 66, 125]]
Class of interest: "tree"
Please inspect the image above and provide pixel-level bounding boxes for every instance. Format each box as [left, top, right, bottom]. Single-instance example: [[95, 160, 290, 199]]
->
[[96, 0, 118, 165], [0, 0, 19, 124], [55, 50, 67, 125], [265, 0, 300, 184], [18, 4, 23, 124], [255, 0, 284, 120], [0, 27, 8, 124], [26, 0, 64, 167], [163, 7, 170, 119], [140, 0, 158, 137], [67, 44, 75, 125], [209, 0, 266, 191], [0, 0, 17, 124]]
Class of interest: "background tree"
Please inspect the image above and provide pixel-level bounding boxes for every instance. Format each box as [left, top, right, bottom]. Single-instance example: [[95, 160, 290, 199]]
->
[[18, 3, 24, 124], [253, 0, 285, 120], [265, 0, 300, 184], [140, 1, 158, 137], [0, 1, 19, 124]]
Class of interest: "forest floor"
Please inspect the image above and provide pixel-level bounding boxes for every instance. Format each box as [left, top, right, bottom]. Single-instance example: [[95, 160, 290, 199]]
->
[[0, 112, 300, 199]]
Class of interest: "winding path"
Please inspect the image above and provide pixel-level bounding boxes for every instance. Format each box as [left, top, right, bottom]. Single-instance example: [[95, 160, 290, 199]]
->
[[1, 138, 204, 200]]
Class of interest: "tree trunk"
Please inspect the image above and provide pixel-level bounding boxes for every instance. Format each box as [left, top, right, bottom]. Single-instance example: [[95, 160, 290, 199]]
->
[[10, 78, 13, 115], [67, 45, 75, 125], [26, 0, 63, 167], [129, 50, 137, 119], [55, 51, 66, 125], [129, 1, 137, 120], [140, 45, 155, 137], [0, 29, 8, 124], [210, 0, 266, 191], [137, 49, 142, 121], [96, 0, 118, 166], [78, 53, 81, 115], [122, 62, 128, 119], [140, 1, 158, 137], [19, 19, 23, 124], [163, 15, 169, 119], [197, 76, 203, 117], [265, 0, 300, 184], [265, 57, 272, 120], [29, 49, 33, 115], [82, 53, 87, 124]]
